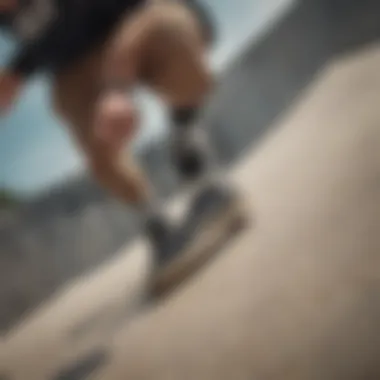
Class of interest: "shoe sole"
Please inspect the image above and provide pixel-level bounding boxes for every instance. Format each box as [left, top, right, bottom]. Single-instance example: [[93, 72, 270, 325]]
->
[[150, 194, 250, 299]]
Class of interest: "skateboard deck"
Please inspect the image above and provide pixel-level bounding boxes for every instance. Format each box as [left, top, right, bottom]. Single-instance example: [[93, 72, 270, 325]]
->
[[150, 190, 250, 299]]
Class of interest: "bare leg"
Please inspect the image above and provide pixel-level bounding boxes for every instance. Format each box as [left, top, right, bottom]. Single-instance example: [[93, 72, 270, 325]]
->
[[52, 51, 152, 208], [51, 0, 240, 272], [52, 49, 174, 261], [137, 1, 246, 246]]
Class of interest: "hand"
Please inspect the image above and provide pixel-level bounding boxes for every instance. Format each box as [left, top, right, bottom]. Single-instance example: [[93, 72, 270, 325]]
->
[[0, 70, 22, 115], [0, 0, 18, 13]]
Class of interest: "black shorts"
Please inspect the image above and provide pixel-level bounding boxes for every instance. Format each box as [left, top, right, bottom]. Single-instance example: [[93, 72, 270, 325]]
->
[[56, 0, 217, 73], [4, 0, 217, 77]]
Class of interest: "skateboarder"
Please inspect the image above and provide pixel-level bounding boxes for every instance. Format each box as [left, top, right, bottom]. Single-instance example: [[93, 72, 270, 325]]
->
[[0, 0, 241, 271]]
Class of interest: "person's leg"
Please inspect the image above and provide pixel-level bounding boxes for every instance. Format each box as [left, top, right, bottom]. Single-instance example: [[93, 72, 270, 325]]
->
[[82, 0, 243, 270], [132, 1, 234, 191], [106, 0, 218, 185], [101, 0, 240, 211], [52, 51, 147, 205], [52, 49, 173, 257], [138, 0, 245, 236]]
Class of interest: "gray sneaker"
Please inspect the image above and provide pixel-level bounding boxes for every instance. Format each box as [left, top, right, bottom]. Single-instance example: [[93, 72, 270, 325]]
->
[[182, 183, 246, 242], [151, 183, 247, 297], [144, 214, 180, 267]]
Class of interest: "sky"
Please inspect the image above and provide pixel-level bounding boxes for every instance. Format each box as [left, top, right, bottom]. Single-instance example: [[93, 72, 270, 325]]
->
[[0, 0, 295, 197]]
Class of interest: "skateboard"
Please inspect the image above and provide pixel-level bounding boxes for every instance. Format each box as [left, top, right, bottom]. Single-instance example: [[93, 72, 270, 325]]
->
[[150, 184, 250, 299]]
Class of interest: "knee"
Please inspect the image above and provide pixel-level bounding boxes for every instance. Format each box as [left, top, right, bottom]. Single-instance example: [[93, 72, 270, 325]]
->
[[94, 92, 139, 150]]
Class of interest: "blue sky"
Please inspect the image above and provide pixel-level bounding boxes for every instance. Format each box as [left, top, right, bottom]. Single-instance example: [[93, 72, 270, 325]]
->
[[0, 0, 295, 197]]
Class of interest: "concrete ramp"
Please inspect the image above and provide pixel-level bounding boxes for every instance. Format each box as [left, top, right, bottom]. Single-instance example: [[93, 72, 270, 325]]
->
[[1, 240, 150, 379], [92, 44, 380, 379], [4, 42, 380, 380]]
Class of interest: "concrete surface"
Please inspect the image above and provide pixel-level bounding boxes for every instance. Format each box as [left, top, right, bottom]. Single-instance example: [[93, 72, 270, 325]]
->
[[89, 43, 380, 380], [4, 0, 380, 333], [4, 0, 380, 378], [3, 40, 380, 379]]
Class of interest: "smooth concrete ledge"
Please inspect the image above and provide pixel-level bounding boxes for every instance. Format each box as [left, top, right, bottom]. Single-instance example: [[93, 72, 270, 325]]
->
[[92, 43, 380, 380], [1, 188, 195, 379], [4, 42, 380, 379]]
